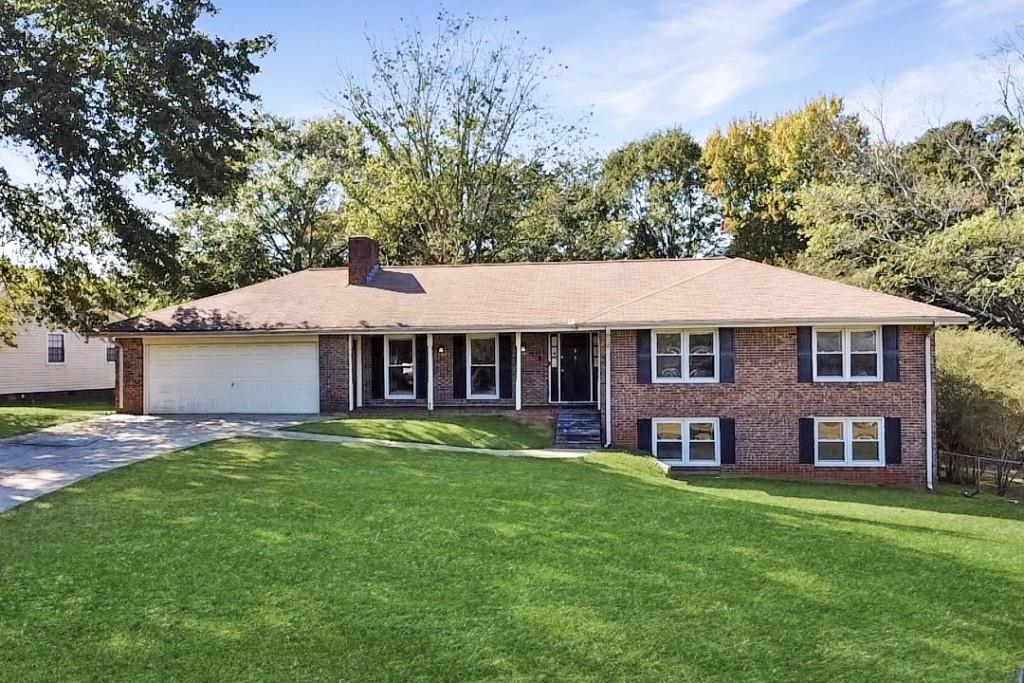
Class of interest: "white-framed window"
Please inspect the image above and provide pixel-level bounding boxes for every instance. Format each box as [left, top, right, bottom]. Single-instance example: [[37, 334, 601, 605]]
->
[[814, 417, 885, 467], [384, 335, 416, 399], [812, 327, 881, 381], [652, 329, 718, 383], [46, 333, 65, 364], [106, 343, 118, 363], [466, 334, 499, 399], [653, 418, 720, 466]]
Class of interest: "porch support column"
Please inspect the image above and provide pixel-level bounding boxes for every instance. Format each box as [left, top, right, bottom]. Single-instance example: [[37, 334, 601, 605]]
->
[[427, 333, 435, 411], [347, 335, 355, 412], [596, 333, 601, 411], [355, 336, 363, 408], [604, 328, 612, 447], [515, 331, 522, 411]]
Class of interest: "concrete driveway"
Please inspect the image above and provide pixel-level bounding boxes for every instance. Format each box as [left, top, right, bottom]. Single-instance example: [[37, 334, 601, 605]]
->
[[0, 414, 308, 512], [0, 414, 587, 513]]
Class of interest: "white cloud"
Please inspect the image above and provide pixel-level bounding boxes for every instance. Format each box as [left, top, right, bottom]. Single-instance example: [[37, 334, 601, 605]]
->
[[847, 58, 1004, 140], [554, 0, 881, 139], [942, 0, 1024, 19]]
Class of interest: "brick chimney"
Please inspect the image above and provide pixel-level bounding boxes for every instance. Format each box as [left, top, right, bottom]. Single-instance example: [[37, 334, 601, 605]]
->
[[348, 236, 380, 285]]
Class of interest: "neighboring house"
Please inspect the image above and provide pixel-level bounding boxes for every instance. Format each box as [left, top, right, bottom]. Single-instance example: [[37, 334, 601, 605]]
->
[[105, 236, 970, 487], [0, 322, 116, 399]]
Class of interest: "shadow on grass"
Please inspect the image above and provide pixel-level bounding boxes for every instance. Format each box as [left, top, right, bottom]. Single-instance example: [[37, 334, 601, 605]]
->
[[1, 439, 1022, 682]]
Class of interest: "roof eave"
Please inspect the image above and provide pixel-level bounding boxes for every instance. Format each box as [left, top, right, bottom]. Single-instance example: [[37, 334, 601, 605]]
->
[[104, 314, 972, 337]]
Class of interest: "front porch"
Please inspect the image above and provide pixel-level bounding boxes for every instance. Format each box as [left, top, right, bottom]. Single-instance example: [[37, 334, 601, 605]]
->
[[329, 330, 609, 449]]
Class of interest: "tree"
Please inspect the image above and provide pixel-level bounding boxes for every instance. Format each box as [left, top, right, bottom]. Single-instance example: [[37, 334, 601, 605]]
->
[[174, 116, 363, 298], [702, 96, 863, 262], [339, 10, 584, 264], [600, 129, 721, 258], [509, 159, 624, 262], [0, 0, 271, 341], [795, 116, 1024, 340]]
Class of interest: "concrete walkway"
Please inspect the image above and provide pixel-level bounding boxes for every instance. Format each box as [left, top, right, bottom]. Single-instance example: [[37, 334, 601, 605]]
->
[[0, 414, 585, 512]]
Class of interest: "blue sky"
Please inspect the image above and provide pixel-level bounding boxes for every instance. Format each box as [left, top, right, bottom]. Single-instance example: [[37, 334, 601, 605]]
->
[[204, 0, 1024, 151]]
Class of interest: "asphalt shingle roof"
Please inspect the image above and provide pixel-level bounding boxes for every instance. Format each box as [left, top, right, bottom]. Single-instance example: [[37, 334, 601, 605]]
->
[[105, 257, 970, 334]]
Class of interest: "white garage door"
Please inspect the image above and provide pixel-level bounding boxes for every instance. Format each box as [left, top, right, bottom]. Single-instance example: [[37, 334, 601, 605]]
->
[[146, 342, 319, 414]]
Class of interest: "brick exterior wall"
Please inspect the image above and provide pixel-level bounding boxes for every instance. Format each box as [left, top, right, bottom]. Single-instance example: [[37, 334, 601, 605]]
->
[[318, 335, 350, 413], [609, 326, 934, 486], [111, 326, 937, 487], [116, 338, 144, 414]]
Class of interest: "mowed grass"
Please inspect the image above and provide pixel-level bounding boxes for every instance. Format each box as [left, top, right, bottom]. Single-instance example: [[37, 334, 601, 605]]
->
[[0, 399, 112, 438], [1, 439, 1023, 683], [286, 413, 553, 449]]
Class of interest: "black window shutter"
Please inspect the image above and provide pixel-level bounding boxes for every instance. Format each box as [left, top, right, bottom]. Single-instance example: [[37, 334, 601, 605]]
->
[[798, 417, 815, 463], [720, 418, 736, 464], [499, 334, 514, 399], [797, 327, 813, 382], [371, 336, 384, 399], [637, 418, 652, 454], [451, 334, 466, 399], [415, 335, 428, 399], [636, 330, 652, 384], [882, 326, 900, 382], [885, 417, 902, 464], [719, 328, 735, 383]]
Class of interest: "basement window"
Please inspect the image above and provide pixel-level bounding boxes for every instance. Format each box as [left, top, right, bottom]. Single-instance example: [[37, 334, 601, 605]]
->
[[815, 417, 884, 466], [653, 418, 720, 466]]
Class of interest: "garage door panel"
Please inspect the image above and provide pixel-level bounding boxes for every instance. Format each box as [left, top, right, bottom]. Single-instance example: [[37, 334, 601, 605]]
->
[[146, 343, 319, 414]]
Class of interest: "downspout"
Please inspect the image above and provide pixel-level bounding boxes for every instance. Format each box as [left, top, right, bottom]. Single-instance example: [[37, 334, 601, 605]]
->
[[604, 327, 612, 447], [925, 325, 936, 491]]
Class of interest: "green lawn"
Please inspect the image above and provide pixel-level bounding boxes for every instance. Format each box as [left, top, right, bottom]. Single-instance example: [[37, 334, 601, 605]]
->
[[286, 413, 554, 449], [0, 400, 113, 439], [1, 439, 1022, 682]]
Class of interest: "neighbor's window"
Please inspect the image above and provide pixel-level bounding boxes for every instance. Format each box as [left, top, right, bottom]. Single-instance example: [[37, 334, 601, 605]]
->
[[653, 418, 719, 465], [385, 336, 415, 398], [813, 328, 880, 381], [467, 334, 498, 398], [47, 333, 65, 364], [106, 344, 117, 362], [815, 418, 884, 466], [653, 329, 717, 382]]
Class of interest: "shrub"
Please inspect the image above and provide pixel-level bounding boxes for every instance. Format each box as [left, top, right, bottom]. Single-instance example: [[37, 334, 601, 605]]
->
[[936, 328, 1024, 493]]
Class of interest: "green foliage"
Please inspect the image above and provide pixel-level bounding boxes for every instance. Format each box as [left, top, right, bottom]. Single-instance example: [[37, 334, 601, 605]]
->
[[797, 118, 1024, 340], [1, 439, 1022, 681], [503, 160, 625, 262], [340, 11, 586, 264], [601, 129, 722, 258], [703, 96, 863, 261], [937, 327, 1024, 457], [174, 116, 363, 298], [287, 413, 554, 449], [0, 0, 271, 337]]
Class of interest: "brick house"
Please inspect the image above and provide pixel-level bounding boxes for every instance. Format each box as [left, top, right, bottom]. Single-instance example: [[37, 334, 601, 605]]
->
[[104, 236, 969, 487]]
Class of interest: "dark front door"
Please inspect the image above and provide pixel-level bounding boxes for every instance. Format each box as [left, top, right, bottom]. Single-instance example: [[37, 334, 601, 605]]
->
[[558, 333, 592, 402]]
